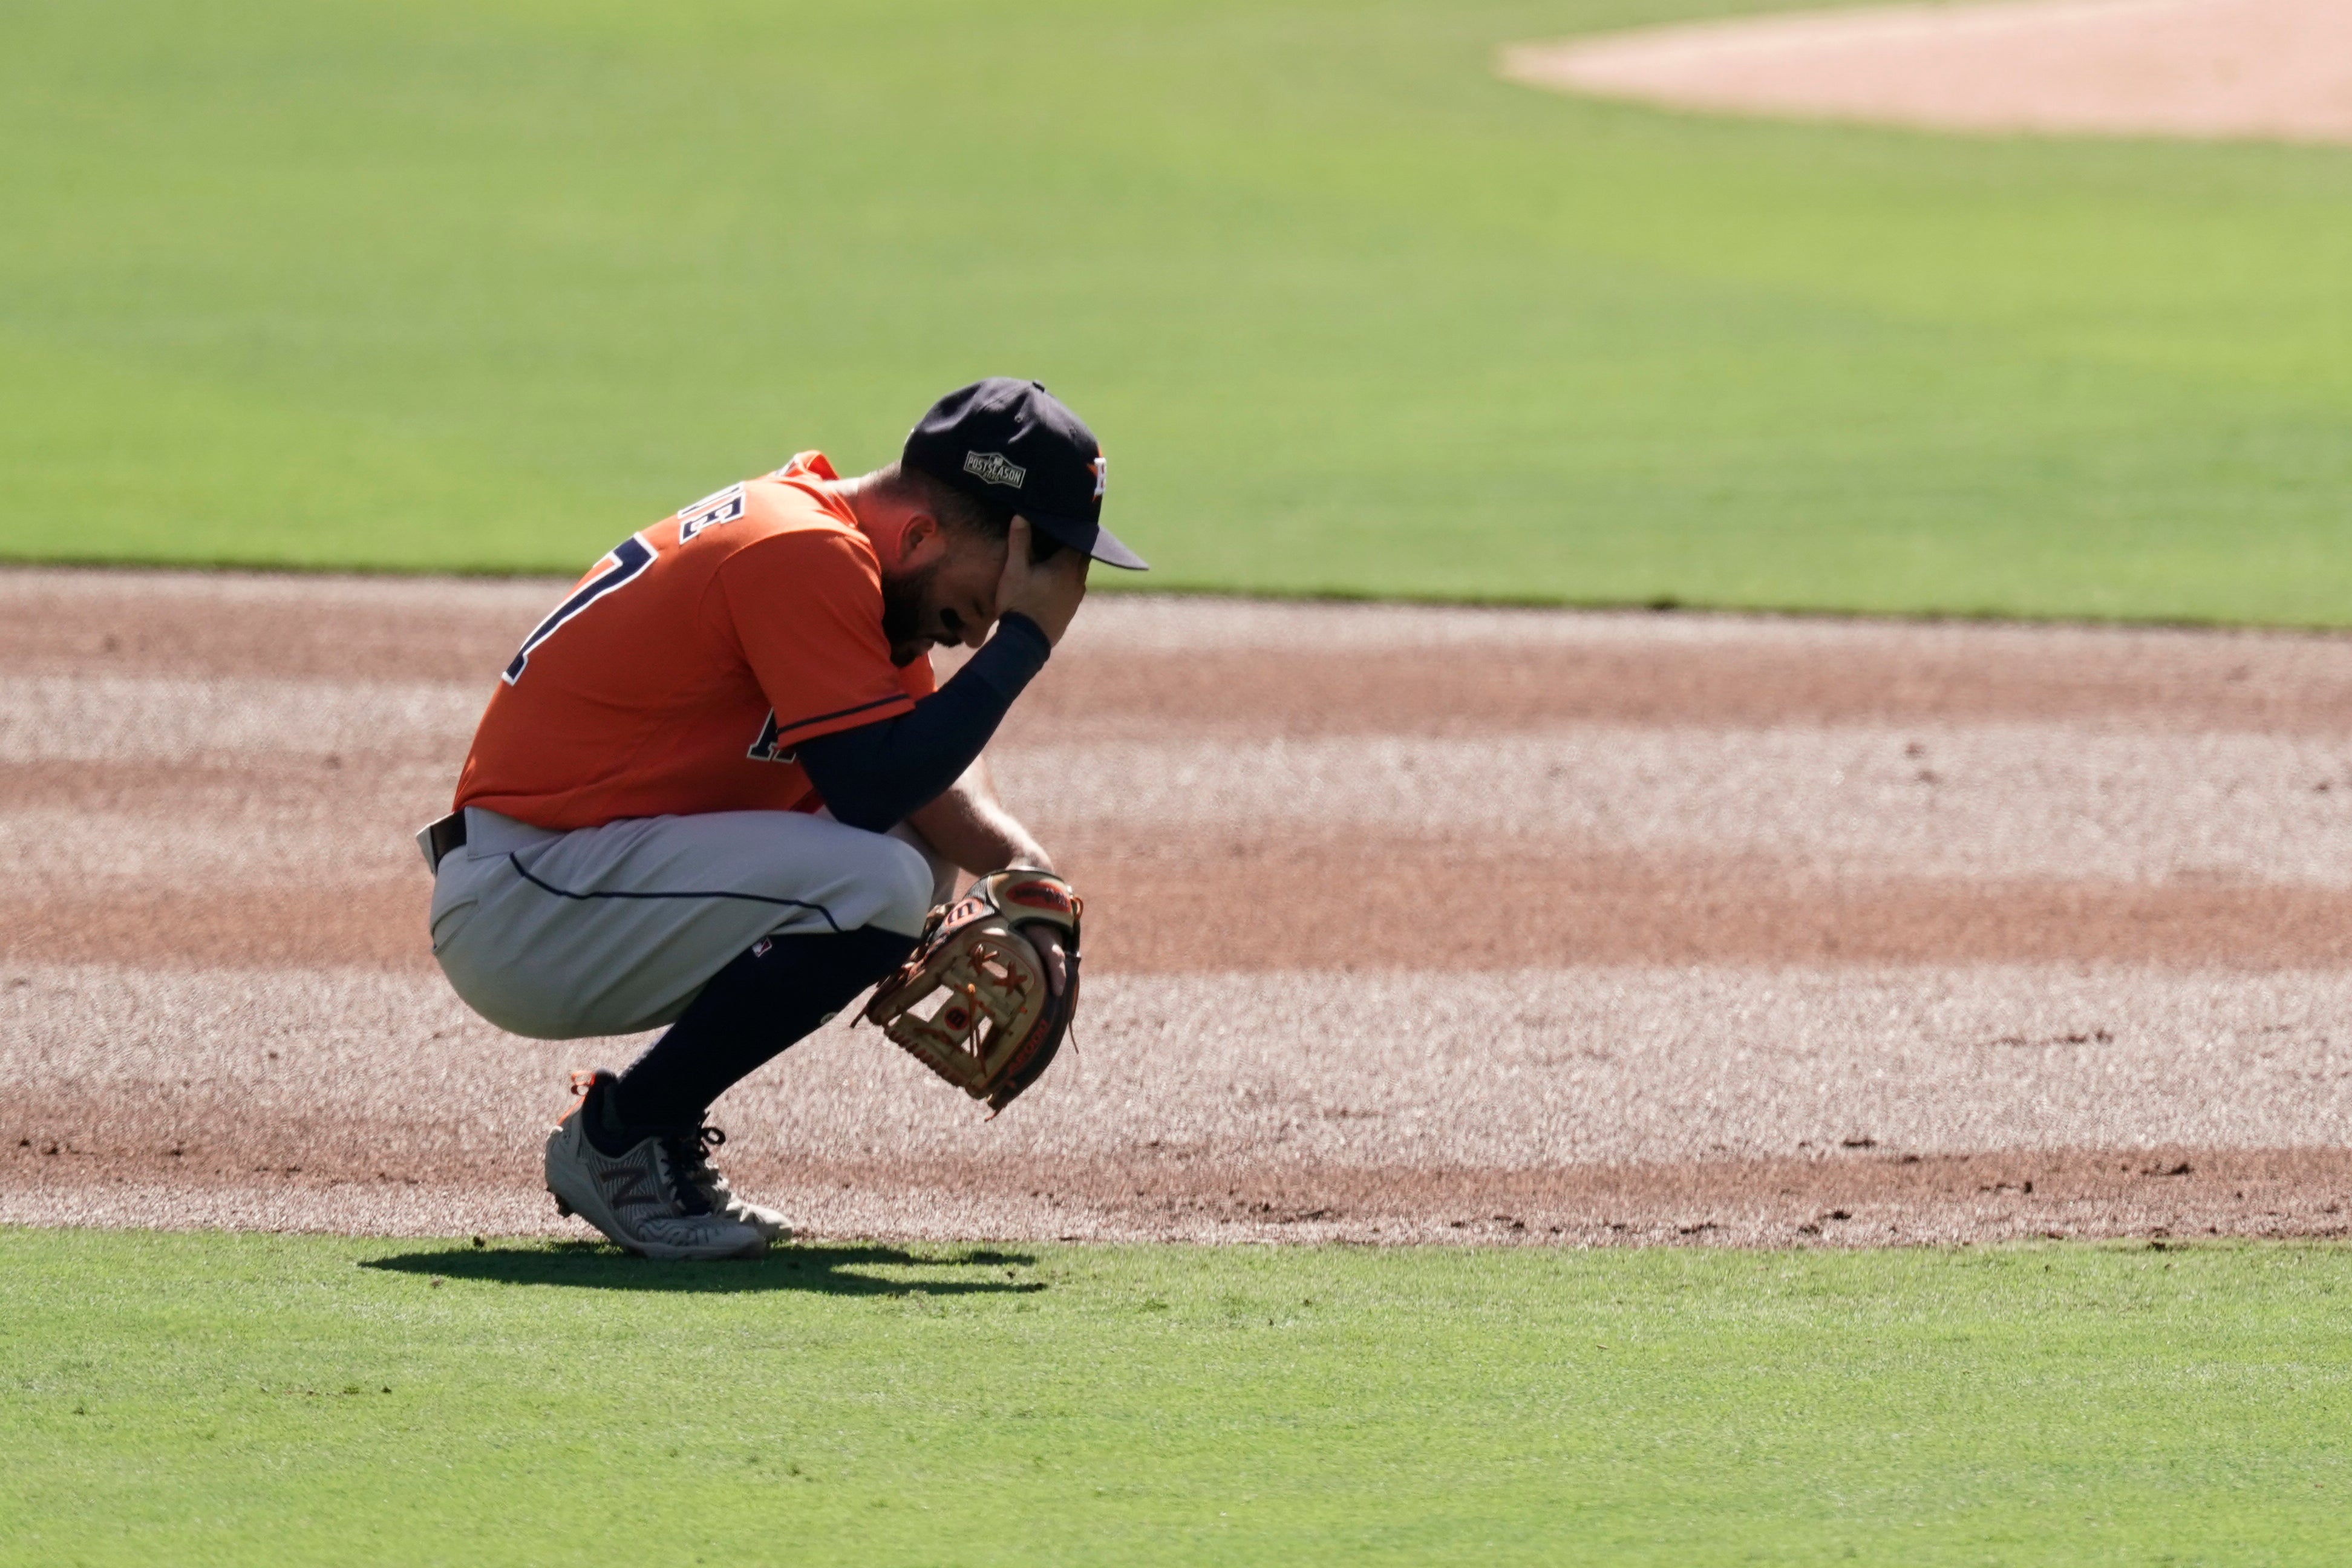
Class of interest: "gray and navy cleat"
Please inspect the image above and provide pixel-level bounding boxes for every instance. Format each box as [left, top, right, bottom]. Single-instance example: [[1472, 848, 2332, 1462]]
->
[[543, 1071, 767, 1261], [668, 1123, 794, 1246]]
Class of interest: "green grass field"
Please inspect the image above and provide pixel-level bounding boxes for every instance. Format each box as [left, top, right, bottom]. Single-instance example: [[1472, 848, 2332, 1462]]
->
[[7, 0, 2352, 618], [6, 1228, 2350, 1565]]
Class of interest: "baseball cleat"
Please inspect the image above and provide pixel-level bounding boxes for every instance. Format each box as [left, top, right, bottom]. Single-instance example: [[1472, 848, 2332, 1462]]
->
[[543, 1071, 766, 1261], [668, 1124, 794, 1245]]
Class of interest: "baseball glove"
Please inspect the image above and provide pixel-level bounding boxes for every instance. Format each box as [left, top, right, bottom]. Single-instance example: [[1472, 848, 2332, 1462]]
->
[[862, 867, 1082, 1113]]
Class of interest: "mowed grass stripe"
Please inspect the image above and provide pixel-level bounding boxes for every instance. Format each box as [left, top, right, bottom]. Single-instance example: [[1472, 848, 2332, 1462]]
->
[[4, 1, 2352, 618], [5, 1229, 2350, 1564]]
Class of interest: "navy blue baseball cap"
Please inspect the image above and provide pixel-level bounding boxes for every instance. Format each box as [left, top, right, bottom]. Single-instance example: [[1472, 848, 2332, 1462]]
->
[[903, 378, 1148, 570]]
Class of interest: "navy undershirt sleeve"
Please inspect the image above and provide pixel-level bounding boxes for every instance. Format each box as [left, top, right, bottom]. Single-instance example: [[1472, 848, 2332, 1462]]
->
[[795, 612, 1050, 833]]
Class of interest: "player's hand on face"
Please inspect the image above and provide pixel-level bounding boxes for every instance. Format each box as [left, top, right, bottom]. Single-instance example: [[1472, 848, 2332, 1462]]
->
[[993, 517, 1089, 647]]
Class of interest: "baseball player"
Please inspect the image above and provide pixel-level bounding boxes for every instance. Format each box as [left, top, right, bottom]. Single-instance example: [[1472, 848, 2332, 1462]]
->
[[417, 379, 1145, 1259]]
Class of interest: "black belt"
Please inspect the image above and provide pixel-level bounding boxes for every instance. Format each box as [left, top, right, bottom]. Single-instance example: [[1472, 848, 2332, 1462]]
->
[[422, 810, 468, 873]]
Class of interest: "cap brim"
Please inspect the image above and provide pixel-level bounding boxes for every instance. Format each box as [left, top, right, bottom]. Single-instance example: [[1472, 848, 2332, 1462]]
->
[[1025, 512, 1149, 570]]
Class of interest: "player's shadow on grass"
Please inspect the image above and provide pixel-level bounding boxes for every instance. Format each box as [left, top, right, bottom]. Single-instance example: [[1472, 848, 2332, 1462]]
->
[[361, 1242, 1044, 1297]]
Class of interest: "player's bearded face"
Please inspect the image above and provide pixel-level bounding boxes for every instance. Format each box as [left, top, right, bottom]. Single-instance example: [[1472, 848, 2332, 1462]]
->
[[881, 527, 1004, 665], [878, 558, 940, 667]]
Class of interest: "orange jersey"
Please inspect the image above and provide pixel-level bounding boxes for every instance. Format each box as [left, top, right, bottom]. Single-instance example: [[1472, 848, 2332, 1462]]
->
[[454, 452, 934, 829]]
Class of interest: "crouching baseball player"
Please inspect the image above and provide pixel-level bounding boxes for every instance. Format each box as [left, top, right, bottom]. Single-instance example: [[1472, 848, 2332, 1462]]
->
[[417, 379, 1145, 1259]]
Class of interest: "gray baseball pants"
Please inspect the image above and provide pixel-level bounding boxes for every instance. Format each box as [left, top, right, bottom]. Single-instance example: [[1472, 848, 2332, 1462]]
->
[[425, 806, 953, 1040]]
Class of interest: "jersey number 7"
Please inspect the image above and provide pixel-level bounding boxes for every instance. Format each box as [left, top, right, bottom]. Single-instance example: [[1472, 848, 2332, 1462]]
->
[[501, 535, 655, 685]]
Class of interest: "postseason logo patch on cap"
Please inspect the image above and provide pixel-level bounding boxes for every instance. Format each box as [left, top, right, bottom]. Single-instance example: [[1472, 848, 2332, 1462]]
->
[[962, 451, 1027, 489], [903, 377, 1147, 569]]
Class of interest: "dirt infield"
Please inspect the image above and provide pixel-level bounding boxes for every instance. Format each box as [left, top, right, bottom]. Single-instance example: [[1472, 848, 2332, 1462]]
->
[[1501, 0, 2352, 145], [5, 568, 2349, 1245]]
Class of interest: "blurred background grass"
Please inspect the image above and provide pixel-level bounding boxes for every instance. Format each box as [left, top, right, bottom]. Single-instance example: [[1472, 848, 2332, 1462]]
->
[[5, 0, 2350, 618]]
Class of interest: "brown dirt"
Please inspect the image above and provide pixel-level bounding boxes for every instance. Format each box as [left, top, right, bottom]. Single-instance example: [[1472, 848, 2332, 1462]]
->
[[1500, 0, 2352, 146], [4, 567, 2350, 1246]]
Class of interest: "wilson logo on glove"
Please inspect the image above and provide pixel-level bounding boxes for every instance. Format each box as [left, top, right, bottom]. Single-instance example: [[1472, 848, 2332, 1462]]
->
[[861, 869, 1082, 1114]]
